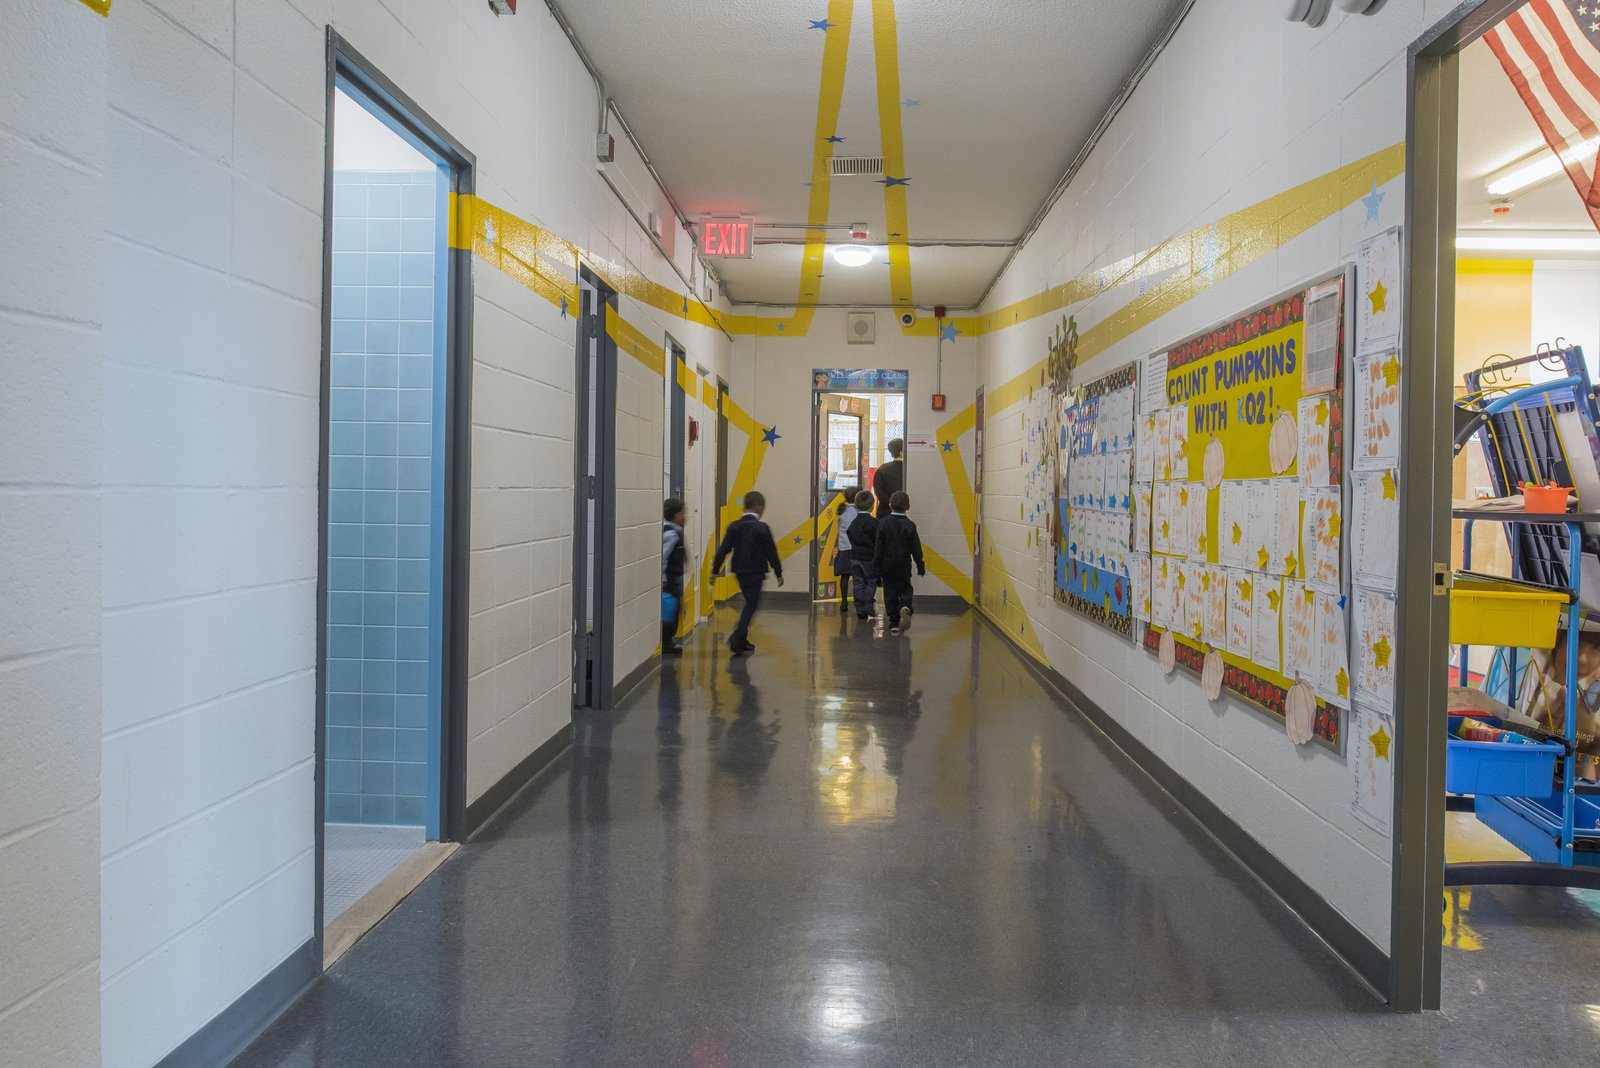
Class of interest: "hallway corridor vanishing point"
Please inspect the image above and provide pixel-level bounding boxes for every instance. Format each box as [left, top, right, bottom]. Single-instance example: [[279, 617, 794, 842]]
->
[[234, 605, 1600, 1067]]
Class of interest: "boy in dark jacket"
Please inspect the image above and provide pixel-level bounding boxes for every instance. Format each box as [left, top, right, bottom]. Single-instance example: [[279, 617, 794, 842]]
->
[[712, 490, 783, 655], [845, 489, 880, 620], [873, 491, 925, 634], [662, 498, 687, 655]]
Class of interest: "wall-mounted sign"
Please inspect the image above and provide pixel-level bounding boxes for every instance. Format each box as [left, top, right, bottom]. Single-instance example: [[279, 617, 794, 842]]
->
[[812, 368, 909, 391], [698, 216, 755, 259]]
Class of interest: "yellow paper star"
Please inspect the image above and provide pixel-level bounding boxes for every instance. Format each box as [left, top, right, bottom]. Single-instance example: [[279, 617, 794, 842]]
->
[[1231, 522, 1243, 545], [1180, 487, 1190, 506], [1382, 354, 1400, 389], [1370, 724, 1392, 759], [1314, 398, 1329, 427], [1202, 571, 1213, 592], [1267, 588, 1282, 612], [1160, 560, 1169, 578], [1305, 588, 1317, 605], [1177, 571, 1187, 590], [1285, 552, 1298, 574], [1381, 470, 1397, 500], [1336, 667, 1349, 697], [1258, 546, 1271, 569], [1368, 280, 1388, 314], [1237, 578, 1253, 601], [1143, 598, 1151, 614], [1373, 635, 1392, 669], [1327, 511, 1342, 540], [1198, 532, 1208, 553], [1193, 620, 1204, 639], [1161, 520, 1170, 539]]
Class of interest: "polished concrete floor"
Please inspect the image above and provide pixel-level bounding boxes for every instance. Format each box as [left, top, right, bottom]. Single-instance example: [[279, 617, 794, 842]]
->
[[235, 604, 1600, 1067]]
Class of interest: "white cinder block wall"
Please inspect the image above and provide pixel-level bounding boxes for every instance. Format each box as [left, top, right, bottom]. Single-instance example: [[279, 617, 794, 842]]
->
[[80, 0, 731, 1064], [731, 313, 978, 600], [0, 5, 105, 1066], [976, 0, 1464, 954]]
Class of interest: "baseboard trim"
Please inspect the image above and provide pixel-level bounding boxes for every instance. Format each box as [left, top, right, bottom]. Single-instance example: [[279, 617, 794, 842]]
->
[[155, 937, 317, 1068], [976, 609, 1391, 1001], [465, 723, 572, 838], [612, 654, 657, 707]]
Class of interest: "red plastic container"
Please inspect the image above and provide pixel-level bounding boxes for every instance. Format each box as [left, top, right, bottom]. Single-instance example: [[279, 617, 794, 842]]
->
[[1520, 483, 1573, 513]]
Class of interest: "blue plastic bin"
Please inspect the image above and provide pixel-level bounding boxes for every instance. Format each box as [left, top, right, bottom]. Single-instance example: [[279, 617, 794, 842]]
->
[[1445, 716, 1562, 797]]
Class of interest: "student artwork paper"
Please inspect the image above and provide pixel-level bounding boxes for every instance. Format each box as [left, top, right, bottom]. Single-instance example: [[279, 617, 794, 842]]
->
[[1355, 588, 1397, 713], [1302, 488, 1343, 593], [1252, 576, 1283, 673], [1203, 564, 1228, 645], [1246, 480, 1277, 573], [1186, 482, 1208, 560], [1302, 278, 1344, 394], [1274, 484, 1301, 576], [1152, 556, 1174, 630], [1136, 411, 1158, 482], [1169, 404, 1190, 481], [1352, 706, 1395, 836], [1155, 408, 1175, 481], [1297, 395, 1332, 487], [1356, 227, 1402, 356], [1354, 350, 1401, 471], [1283, 581, 1318, 682], [1134, 553, 1152, 622], [1353, 469, 1400, 590], [1226, 568, 1254, 660], [1133, 483, 1153, 554], [1152, 481, 1173, 555], [1317, 590, 1352, 710], [1218, 480, 1248, 569]]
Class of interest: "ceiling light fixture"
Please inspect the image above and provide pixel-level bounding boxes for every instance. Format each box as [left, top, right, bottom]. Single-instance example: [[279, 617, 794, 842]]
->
[[831, 245, 874, 267], [1457, 234, 1600, 253], [1485, 138, 1600, 197]]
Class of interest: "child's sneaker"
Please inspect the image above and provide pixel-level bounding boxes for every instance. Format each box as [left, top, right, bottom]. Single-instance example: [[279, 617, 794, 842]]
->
[[898, 607, 912, 632], [889, 627, 901, 635]]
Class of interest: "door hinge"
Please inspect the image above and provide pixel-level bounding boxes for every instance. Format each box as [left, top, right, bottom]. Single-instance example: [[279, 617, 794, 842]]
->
[[1433, 564, 1453, 596], [586, 475, 598, 499]]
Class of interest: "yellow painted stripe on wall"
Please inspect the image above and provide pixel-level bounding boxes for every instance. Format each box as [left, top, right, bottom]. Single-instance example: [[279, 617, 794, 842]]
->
[[871, 0, 914, 316], [605, 307, 666, 377], [923, 547, 974, 603], [78, 0, 110, 14]]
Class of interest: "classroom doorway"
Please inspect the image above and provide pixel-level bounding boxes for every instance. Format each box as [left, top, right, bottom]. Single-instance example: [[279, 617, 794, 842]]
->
[[318, 37, 474, 936], [573, 270, 619, 709], [809, 370, 910, 602]]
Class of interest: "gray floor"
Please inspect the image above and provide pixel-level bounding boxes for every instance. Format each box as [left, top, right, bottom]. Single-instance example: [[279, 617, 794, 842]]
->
[[237, 604, 1600, 1066], [323, 823, 425, 924]]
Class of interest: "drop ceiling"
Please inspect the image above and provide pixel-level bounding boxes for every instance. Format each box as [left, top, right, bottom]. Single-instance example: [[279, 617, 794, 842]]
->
[[557, 0, 1189, 308]]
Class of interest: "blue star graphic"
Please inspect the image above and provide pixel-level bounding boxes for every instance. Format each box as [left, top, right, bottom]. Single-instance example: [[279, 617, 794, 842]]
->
[[903, 98, 921, 108], [809, 18, 833, 30], [879, 176, 911, 187], [889, 232, 903, 237], [762, 426, 781, 445], [939, 322, 961, 343], [1361, 179, 1385, 225], [559, 294, 568, 319], [941, 440, 954, 452], [825, 135, 846, 143], [794, 535, 803, 544], [682, 296, 688, 314], [776, 322, 786, 332], [802, 181, 812, 188]]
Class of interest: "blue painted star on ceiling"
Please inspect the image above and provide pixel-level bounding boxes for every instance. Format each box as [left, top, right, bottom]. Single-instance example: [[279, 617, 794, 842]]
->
[[825, 135, 846, 143], [809, 18, 833, 30], [903, 98, 921, 108], [763, 426, 782, 445], [1361, 179, 1385, 225], [939, 322, 962, 343], [941, 440, 954, 452], [879, 176, 911, 187]]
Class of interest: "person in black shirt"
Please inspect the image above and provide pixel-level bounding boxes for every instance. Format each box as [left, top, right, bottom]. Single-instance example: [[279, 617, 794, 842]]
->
[[712, 490, 783, 655], [661, 498, 687, 655], [872, 438, 905, 519], [873, 490, 925, 634], [845, 489, 880, 620]]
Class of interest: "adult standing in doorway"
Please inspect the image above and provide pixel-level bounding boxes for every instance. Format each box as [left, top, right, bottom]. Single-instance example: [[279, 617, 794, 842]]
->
[[873, 438, 905, 520]]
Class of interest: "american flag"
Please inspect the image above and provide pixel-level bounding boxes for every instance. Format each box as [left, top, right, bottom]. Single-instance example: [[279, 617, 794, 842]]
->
[[1485, 0, 1600, 230]]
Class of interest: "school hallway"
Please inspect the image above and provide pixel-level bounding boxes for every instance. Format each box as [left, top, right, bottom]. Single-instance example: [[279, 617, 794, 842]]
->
[[227, 603, 1597, 1067]]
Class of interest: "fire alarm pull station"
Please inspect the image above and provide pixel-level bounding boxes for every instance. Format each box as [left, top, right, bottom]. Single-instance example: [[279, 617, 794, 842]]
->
[[931, 394, 947, 412]]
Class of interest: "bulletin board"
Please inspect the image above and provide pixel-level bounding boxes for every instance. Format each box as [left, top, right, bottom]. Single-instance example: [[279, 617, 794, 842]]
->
[[1136, 273, 1351, 750], [1057, 363, 1139, 635]]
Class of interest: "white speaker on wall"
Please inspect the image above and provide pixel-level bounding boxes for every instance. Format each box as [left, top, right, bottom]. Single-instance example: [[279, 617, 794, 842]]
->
[[1282, 0, 1332, 26], [846, 311, 876, 345]]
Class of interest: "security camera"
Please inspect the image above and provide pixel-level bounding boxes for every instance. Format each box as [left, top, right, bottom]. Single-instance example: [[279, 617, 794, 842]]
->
[[899, 311, 916, 328]]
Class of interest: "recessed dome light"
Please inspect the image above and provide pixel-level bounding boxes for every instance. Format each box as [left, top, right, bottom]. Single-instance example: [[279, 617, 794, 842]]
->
[[831, 245, 873, 267]]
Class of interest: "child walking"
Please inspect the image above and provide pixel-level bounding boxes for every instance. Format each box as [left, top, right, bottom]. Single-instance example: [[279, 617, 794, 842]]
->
[[845, 489, 879, 620], [661, 498, 687, 655], [712, 490, 783, 655], [873, 491, 925, 634]]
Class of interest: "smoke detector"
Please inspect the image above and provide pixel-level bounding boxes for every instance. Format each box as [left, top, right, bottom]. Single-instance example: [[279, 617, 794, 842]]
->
[[848, 223, 870, 241]]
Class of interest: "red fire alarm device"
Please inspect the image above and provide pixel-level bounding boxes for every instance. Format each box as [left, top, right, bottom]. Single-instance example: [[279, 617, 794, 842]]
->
[[931, 394, 947, 412], [688, 417, 700, 447], [933, 305, 947, 319], [488, 0, 516, 14]]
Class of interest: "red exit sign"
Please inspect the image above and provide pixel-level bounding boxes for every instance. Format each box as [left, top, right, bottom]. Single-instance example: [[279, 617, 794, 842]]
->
[[698, 216, 755, 259]]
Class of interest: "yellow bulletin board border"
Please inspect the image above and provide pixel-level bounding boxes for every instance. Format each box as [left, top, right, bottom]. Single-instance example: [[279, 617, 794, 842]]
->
[[1142, 270, 1351, 751]]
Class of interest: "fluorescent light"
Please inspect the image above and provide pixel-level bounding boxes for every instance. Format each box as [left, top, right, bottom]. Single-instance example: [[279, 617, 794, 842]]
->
[[830, 245, 873, 267], [1485, 138, 1600, 196], [1456, 235, 1600, 253]]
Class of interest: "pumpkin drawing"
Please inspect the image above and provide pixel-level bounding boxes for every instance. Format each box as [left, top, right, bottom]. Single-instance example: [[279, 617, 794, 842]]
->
[[1203, 437, 1225, 492], [1159, 629, 1176, 675], [1202, 649, 1224, 701], [1268, 410, 1297, 474], [1285, 681, 1316, 745]]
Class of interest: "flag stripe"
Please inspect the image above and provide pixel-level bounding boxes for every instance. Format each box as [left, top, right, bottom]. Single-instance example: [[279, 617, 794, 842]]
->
[[1535, 0, 1600, 114]]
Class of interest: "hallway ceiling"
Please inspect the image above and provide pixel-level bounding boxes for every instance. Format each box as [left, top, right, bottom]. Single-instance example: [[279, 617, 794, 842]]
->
[[558, 0, 1188, 308]]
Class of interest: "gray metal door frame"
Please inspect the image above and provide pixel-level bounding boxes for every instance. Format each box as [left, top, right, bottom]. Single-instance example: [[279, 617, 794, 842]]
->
[[572, 270, 618, 709], [666, 335, 687, 501]]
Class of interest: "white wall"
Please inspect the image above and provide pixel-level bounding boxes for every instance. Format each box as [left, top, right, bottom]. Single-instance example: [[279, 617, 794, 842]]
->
[[974, 0, 1465, 954], [0, 6, 105, 1066], [82, 0, 731, 1063], [729, 310, 977, 600], [1531, 259, 1600, 377]]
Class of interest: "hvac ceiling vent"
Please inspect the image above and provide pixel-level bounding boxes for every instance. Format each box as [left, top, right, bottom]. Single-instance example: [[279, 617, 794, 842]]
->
[[831, 156, 885, 178], [846, 311, 876, 345]]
